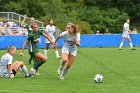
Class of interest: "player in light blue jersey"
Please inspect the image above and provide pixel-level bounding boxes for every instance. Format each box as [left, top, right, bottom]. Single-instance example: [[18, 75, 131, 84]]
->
[[52, 22, 80, 79]]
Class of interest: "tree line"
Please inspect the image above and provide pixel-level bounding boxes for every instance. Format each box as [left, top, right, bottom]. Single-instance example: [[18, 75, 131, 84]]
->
[[0, 0, 140, 34]]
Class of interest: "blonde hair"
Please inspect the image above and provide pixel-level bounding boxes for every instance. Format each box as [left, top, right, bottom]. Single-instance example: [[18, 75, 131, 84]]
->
[[31, 23, 38, 28], [7, 46, 16, 53], [67, 22, 80, 33]]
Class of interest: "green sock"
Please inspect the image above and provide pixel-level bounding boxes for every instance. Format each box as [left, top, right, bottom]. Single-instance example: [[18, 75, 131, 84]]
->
[[29, 55, 33, 64], [33, 56, 36, 63], [33, 60, 44, 71]]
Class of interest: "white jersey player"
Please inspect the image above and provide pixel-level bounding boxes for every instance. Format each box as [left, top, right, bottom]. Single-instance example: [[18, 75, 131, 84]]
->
[[119, 19, 135, 50], [52, 22, 80, 80], [0, 46, 31, 78], [44, 19, 60, 59]]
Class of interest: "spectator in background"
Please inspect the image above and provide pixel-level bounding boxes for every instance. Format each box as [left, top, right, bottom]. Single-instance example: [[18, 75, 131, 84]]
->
[[119, 19, 135, 50], [96, 30, 100, 35], [0, 23, 6, 35], [2, 18, 9, 28], [0, 31, 2, 35], [131, 27, 137, 34], [6, 24, 13, 36], [11, 23, 19, 35], [0, 22, 2, 35], [22, 26, 28, 36]]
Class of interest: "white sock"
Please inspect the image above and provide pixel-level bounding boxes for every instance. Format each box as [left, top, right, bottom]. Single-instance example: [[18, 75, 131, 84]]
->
[[129, 43, 133, 49], [55, 51, 60, 58], [19, 67, 26, 76], [119, 42, 123, 49], [21, 65, 29, 76], [44, 50, 48, 57]]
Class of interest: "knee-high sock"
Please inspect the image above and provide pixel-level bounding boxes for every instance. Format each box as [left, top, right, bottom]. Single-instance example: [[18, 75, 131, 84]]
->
[[44, 50, 48, 57], [119, 42, 123, 48], [55, 51, 60, 58], [20, 65, 29, 76], [29, 55, 33, 63], [59, 60, 65, 70], [129, 43, 133, 49], [61, 67, 69, 77], [33, 60, 45, 71]]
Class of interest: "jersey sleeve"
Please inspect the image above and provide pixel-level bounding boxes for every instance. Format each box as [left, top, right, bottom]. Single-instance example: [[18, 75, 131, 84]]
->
[[123, 23, 129, 31], [76, 33, 80, 41], [60, 31, 68, 37], [39, 30, 43, 35]]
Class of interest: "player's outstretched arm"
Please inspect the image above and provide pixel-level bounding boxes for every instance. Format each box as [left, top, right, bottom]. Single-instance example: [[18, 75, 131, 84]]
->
[[20, 15, 27, 27], [51, 35, 61, 49], [20, 40, 28, 56], [54, 35, 60, 44], [43, 33, 54, 44]]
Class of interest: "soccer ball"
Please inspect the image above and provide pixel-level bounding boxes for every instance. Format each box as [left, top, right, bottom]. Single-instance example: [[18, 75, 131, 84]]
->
[[94, 74, 103, 83]]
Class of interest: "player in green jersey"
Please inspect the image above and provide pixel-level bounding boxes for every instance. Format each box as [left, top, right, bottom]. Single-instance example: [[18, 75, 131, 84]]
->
[[20, 23, 55, 75], [20, 15, 35, 64]]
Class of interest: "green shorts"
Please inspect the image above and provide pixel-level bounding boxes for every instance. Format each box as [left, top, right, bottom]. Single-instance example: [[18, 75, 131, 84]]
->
[[29, 51, 39, 57]]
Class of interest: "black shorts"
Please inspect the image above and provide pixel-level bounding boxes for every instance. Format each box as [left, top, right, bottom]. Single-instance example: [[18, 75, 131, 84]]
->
[[11, 69, 16, 76]]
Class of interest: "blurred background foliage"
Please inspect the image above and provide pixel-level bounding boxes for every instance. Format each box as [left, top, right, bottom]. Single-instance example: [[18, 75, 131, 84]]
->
[[0, 0, 140, 34]]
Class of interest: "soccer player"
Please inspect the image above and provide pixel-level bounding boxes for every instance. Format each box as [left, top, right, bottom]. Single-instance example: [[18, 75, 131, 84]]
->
[[44, 19, 60, 59], [52, 22, 80, 80], [20, 15, 36, 64], [119, 19, 135, 50], [20, 23, 54, 75], [0, 46, 31, 78]]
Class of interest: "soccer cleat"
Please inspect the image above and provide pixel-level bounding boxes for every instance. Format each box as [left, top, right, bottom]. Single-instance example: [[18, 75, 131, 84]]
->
[[25, 73, 33, 78], [57, 56, 61, 59], [60, 75, 64, 80], [57, 67, 62, 75], [35, 72, 40, 75], [130, 48, 136, 50], [118, 48, 122, 50], [31, 68, 36, 75]]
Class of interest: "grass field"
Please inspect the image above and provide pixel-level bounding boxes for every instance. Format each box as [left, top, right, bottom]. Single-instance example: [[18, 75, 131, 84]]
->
[[0, 47, 140, 93]]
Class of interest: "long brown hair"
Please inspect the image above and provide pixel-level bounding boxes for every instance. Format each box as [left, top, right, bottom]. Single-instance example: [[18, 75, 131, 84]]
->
[[67, 22, 80, 34]]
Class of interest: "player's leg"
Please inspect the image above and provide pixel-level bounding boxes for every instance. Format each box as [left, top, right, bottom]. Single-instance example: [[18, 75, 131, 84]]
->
[[29, 55, 33, 64], [53, 39, 60, 58], [54, 47, 60, 59], [31, 53, 47, 74], [44, 40, 50, 58], [11, 61, 30, 77], [119, 37, 126, 49], [128, 37, 135, 50], [60, 54, 75, 79], [28, 52, 34, 64], [57, 52, 68, 75], [60, 47, 77, 79]]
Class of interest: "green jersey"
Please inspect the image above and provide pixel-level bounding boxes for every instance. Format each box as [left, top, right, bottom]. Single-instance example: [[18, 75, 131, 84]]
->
[[27, 30, 43, 56], [26, 24, 33, 35]]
